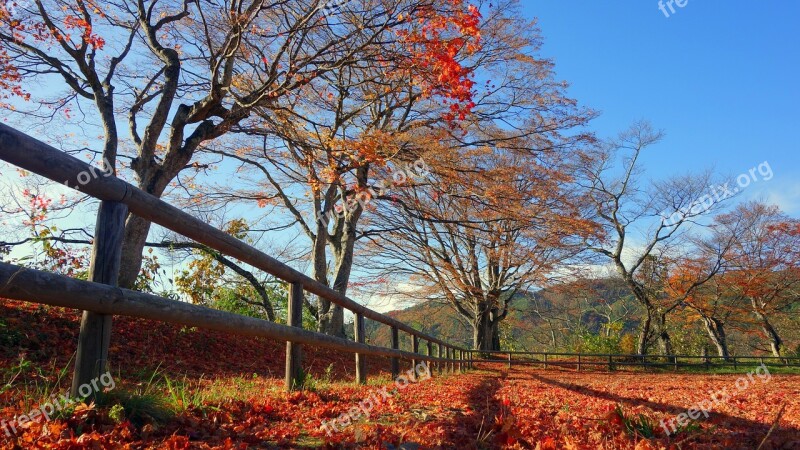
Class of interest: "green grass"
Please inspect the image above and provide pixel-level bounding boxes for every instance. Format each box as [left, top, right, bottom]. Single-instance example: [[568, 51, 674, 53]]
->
[[1, 354, 74, 416], [615, 404, 657, 439]]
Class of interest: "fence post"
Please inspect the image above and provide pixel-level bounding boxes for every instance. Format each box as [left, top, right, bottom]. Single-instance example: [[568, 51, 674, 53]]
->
[[544, 353, 548, 369], [427, 341, 433, 374], [608, 354, 613, 372], [732, 356, 737, 371], [412, 335, 419, 370], [437, 344, 443, 374], [446, 347, 452, 373], [71, 201, 127, 401], [459, 349, 463, 373], [355, 313, 367, 385], [285, 282, 304, 391], [508, 353, 512, 369], [391, 326, 400, 379]]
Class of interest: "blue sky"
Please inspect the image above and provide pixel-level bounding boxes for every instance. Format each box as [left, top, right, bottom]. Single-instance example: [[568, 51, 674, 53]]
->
[[519, 0, 800, 213]]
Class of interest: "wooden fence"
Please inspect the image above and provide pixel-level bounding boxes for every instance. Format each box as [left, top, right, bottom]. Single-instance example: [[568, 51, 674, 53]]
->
[[467, 350, 800, 372], [0, 124, 468, 397]]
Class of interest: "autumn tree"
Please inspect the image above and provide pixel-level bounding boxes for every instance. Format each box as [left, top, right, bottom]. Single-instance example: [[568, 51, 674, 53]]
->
[[710, 202, 800, 357], [351, 1, 595, 351], [364, 128, 595, 352], [0, 0, 432, 289], [667, 242, 744, 360], [193, 0, 551, 337]]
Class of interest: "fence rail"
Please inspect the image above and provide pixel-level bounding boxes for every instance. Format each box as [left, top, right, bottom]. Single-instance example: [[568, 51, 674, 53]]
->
[[0, 124, 468, 395], [467, 350, 800, 371]]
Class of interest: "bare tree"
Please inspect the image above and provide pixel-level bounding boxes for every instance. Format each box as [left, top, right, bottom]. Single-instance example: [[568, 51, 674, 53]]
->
[[581, 122, 728, 356]]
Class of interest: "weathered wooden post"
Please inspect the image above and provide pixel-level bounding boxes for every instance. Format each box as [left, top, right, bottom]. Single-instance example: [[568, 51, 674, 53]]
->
[[412, 335, 419, 370], [355, 313, 367, 384], [391, 326, 400, 379], [458, 349, 463, 372], [544, 353, 548, 369], [285, 282, 304, 391], [448, 347, 454, 373], [437, 344, 443, 374], [508, 353, 512, 369], [71, 201, 127, 400], [427, 340, 433, 375]]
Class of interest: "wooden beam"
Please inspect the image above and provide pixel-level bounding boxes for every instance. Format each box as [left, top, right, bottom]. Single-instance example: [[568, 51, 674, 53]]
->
[[71, 201, 127, 401], [0, 262, 443, 363], [285, 283, 304, 391]]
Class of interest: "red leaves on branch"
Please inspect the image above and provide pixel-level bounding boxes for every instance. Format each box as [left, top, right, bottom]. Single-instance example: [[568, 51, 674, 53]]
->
[[62, 15, 105, 50], [397, 0, 483, 122], [0, 0, 107, 104]]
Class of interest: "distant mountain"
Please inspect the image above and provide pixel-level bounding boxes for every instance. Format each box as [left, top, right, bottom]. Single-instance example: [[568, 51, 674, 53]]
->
[[363, 277, 640, 352]]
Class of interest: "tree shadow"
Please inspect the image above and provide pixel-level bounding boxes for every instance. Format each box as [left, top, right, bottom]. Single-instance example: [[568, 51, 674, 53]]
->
[[436, 367, 505, 449], [522, 371, 799, 448]]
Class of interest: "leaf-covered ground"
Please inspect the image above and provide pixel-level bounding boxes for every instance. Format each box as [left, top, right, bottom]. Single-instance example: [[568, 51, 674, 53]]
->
[[1, 300, 799, 449]]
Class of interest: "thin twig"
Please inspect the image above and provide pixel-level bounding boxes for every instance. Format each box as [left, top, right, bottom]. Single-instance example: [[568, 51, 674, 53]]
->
[[756, 402, 787, 450]]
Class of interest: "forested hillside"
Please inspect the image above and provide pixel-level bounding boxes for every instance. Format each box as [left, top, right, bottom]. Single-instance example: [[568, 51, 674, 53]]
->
[[367, 277, 800, 357]]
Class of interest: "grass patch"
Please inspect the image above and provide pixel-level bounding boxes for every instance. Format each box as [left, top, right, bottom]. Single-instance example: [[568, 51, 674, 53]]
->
[[615, 405, 657, 439]]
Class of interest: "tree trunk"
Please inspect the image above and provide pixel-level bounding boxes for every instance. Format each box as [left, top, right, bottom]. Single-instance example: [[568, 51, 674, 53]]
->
[[318, 303, 345, 337], [654, 311, 674, 360], [757, 312, 783, 357], [118, 214, 153, 289], [472, 307, 501, 354], [118, 156, 189, 289], [701, 316, 730, 360], [636, 310, 652, 355]]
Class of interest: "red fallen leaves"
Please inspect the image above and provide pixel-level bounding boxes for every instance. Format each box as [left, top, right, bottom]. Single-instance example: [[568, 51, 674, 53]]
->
[[2, 301, 800, 449]]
